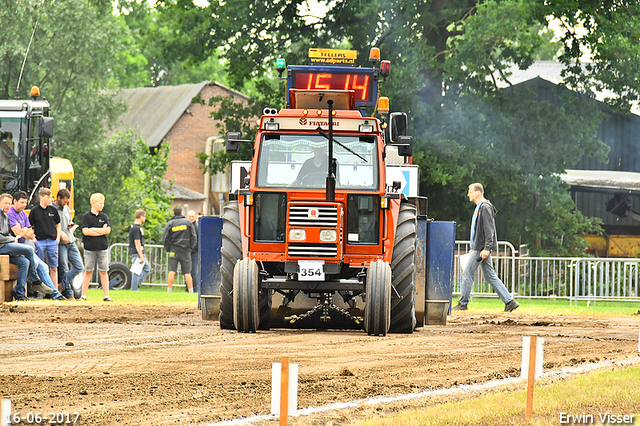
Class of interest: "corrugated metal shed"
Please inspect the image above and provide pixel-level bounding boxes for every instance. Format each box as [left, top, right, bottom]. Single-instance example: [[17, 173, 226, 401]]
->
[[497, 61, 640, 115], [561, 170, 640, 194], [115, 82, 207, 147], [560, 170, 640, 229], [493, 62, 640, 236]]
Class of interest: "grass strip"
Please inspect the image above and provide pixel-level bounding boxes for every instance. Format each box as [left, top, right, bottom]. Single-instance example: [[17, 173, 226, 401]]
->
[[82, 286, 198, 304], [352, 365, 640, 426], [464, 297, 640, 317]]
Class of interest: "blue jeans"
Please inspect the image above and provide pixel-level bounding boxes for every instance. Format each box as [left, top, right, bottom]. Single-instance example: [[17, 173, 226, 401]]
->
[[30, 255, 63, 299], [0, 242, 62, 298], [9, 255, 30, 298], [35, 238, 59, 267], [458, 250, 513, 306], [59, 242, 84, 294], [0, 243, 39, 278], [190, 251, 199, 293], [130, 255, 151, 291]]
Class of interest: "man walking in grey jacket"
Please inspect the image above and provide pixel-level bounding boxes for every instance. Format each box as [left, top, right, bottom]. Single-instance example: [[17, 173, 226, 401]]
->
[[453, 183, 519, 312]]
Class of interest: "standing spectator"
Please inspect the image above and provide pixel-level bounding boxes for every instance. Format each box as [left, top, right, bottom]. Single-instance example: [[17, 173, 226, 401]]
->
[[4, 192, 66, 300], [453, 183, 519, 312], [186, 210, 199, 293], [162, 206, 197, 293], [129, 209, 151, 291], [54, 188, 84, 299], [29, 188, 61, 287], [80, 193, 112, 301]]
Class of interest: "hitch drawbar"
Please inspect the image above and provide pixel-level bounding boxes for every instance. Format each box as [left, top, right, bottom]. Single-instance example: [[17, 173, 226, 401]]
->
[[285, 295, 362, 325]]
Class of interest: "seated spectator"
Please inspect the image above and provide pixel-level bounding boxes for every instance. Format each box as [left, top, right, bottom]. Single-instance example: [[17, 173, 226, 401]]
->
[[6, 191, 66, 300]]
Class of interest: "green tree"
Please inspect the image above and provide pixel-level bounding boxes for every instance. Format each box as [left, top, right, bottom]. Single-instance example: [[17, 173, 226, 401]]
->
[[69, 132, 172, 244], [1, 0, 174, 243], [121, 135, 174, 244], [113, 0, 229, 88]]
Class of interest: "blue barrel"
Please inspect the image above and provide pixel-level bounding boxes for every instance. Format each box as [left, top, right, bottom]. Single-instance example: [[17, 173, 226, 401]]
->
[[415, 215, 428, 326], [198, 216, 222, 317], [425, 221, 456, 323]]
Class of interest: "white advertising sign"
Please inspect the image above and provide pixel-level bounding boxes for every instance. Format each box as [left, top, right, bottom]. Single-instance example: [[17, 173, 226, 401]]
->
[[385, 164, 419, 197]]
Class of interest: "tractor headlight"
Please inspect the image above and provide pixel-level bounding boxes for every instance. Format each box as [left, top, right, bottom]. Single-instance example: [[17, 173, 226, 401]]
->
[[264, 120, 279, 131], [288, 228, 306, 241], [319, 229, 337, 242]]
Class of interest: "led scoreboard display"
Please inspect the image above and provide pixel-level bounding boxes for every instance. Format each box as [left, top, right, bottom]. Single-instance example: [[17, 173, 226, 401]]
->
[[289, 67, 377, 105]]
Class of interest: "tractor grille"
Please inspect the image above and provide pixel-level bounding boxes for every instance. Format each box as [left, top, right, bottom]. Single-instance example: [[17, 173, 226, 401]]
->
[[289, 205, 338, 227], [288, 243, 338, 258]]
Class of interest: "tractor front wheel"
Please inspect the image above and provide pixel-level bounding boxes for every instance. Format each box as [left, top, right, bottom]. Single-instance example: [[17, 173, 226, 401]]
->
[[363, 259, 392, 336], [233, 258, 260, 333]]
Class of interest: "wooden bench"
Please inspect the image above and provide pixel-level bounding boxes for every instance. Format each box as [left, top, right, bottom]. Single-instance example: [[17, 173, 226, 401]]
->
[[0, 254, 20, 302]]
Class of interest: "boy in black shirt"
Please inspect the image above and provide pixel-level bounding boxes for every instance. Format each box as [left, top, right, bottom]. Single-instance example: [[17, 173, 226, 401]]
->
[[29, 188, 61, 287], [129, 209, 150, 291], [79, 193, 112, 301]]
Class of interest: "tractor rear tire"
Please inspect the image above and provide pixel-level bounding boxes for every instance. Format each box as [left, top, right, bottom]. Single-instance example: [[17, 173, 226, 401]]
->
[[233, 258, 260, 333], [220, 201, 242, 329], [219, 201, 271, 331], [363, 259, 392, 336], [389, 203, 417, 333]]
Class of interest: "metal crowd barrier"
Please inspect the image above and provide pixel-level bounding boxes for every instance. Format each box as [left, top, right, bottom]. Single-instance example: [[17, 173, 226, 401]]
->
[[109, 243, 186, 287], [453, 241, 640, 303]]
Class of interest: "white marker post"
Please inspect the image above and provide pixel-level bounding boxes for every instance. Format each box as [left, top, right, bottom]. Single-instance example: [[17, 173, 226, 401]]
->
[[521, 336, 544, 420], [271, 357, 298, 424], [521, 336, 544, 379], [1, 398, 12, 426]]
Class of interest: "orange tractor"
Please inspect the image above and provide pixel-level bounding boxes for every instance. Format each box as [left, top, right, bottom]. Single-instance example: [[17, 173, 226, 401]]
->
[[219, 48, 425, 336]]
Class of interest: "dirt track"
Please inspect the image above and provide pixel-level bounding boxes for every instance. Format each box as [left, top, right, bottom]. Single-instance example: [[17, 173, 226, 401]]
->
[[1, 301, 639, 425]]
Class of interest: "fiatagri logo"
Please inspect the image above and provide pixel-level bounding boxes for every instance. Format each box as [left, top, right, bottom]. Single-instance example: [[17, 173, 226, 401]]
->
[[308, 121, 339, 127]]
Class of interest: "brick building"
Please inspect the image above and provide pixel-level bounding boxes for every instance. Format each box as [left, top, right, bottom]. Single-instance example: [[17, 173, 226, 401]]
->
[[114, 81, 249, 214]]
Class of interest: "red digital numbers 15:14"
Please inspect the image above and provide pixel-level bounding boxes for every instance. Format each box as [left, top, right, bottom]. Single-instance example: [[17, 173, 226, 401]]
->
[[295, 72, 371, 101]]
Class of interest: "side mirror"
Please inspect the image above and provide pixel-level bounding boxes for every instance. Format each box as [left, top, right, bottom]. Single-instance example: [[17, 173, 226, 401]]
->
[[397, 135, 413, 157], [39, 117, 54, 138], [226, 132, 242, 153], [389, 112, 407, 143]]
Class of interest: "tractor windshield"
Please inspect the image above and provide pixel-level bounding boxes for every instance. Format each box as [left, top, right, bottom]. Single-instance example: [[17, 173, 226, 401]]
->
[[0, 113, 23, 192], [256, 134, 378, 190]]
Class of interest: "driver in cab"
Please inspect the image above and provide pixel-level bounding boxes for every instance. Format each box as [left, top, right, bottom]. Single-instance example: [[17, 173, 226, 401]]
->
[[290, 145, 339, 187]]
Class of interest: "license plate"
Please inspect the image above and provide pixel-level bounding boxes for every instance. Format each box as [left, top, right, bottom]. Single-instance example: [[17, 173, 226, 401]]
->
[[298, 260, 325, 281]]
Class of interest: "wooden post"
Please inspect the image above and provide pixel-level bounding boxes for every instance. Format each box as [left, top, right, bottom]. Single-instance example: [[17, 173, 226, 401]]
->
[[526, 335, 537, 420], [280, 356, 289, 426]]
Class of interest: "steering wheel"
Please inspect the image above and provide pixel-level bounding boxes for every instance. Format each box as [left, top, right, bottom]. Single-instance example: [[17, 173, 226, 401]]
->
[[299, 172, 327, 187]]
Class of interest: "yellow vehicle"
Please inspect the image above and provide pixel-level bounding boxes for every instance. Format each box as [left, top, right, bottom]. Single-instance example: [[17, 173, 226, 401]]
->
[[50, 157, 74, 215]]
